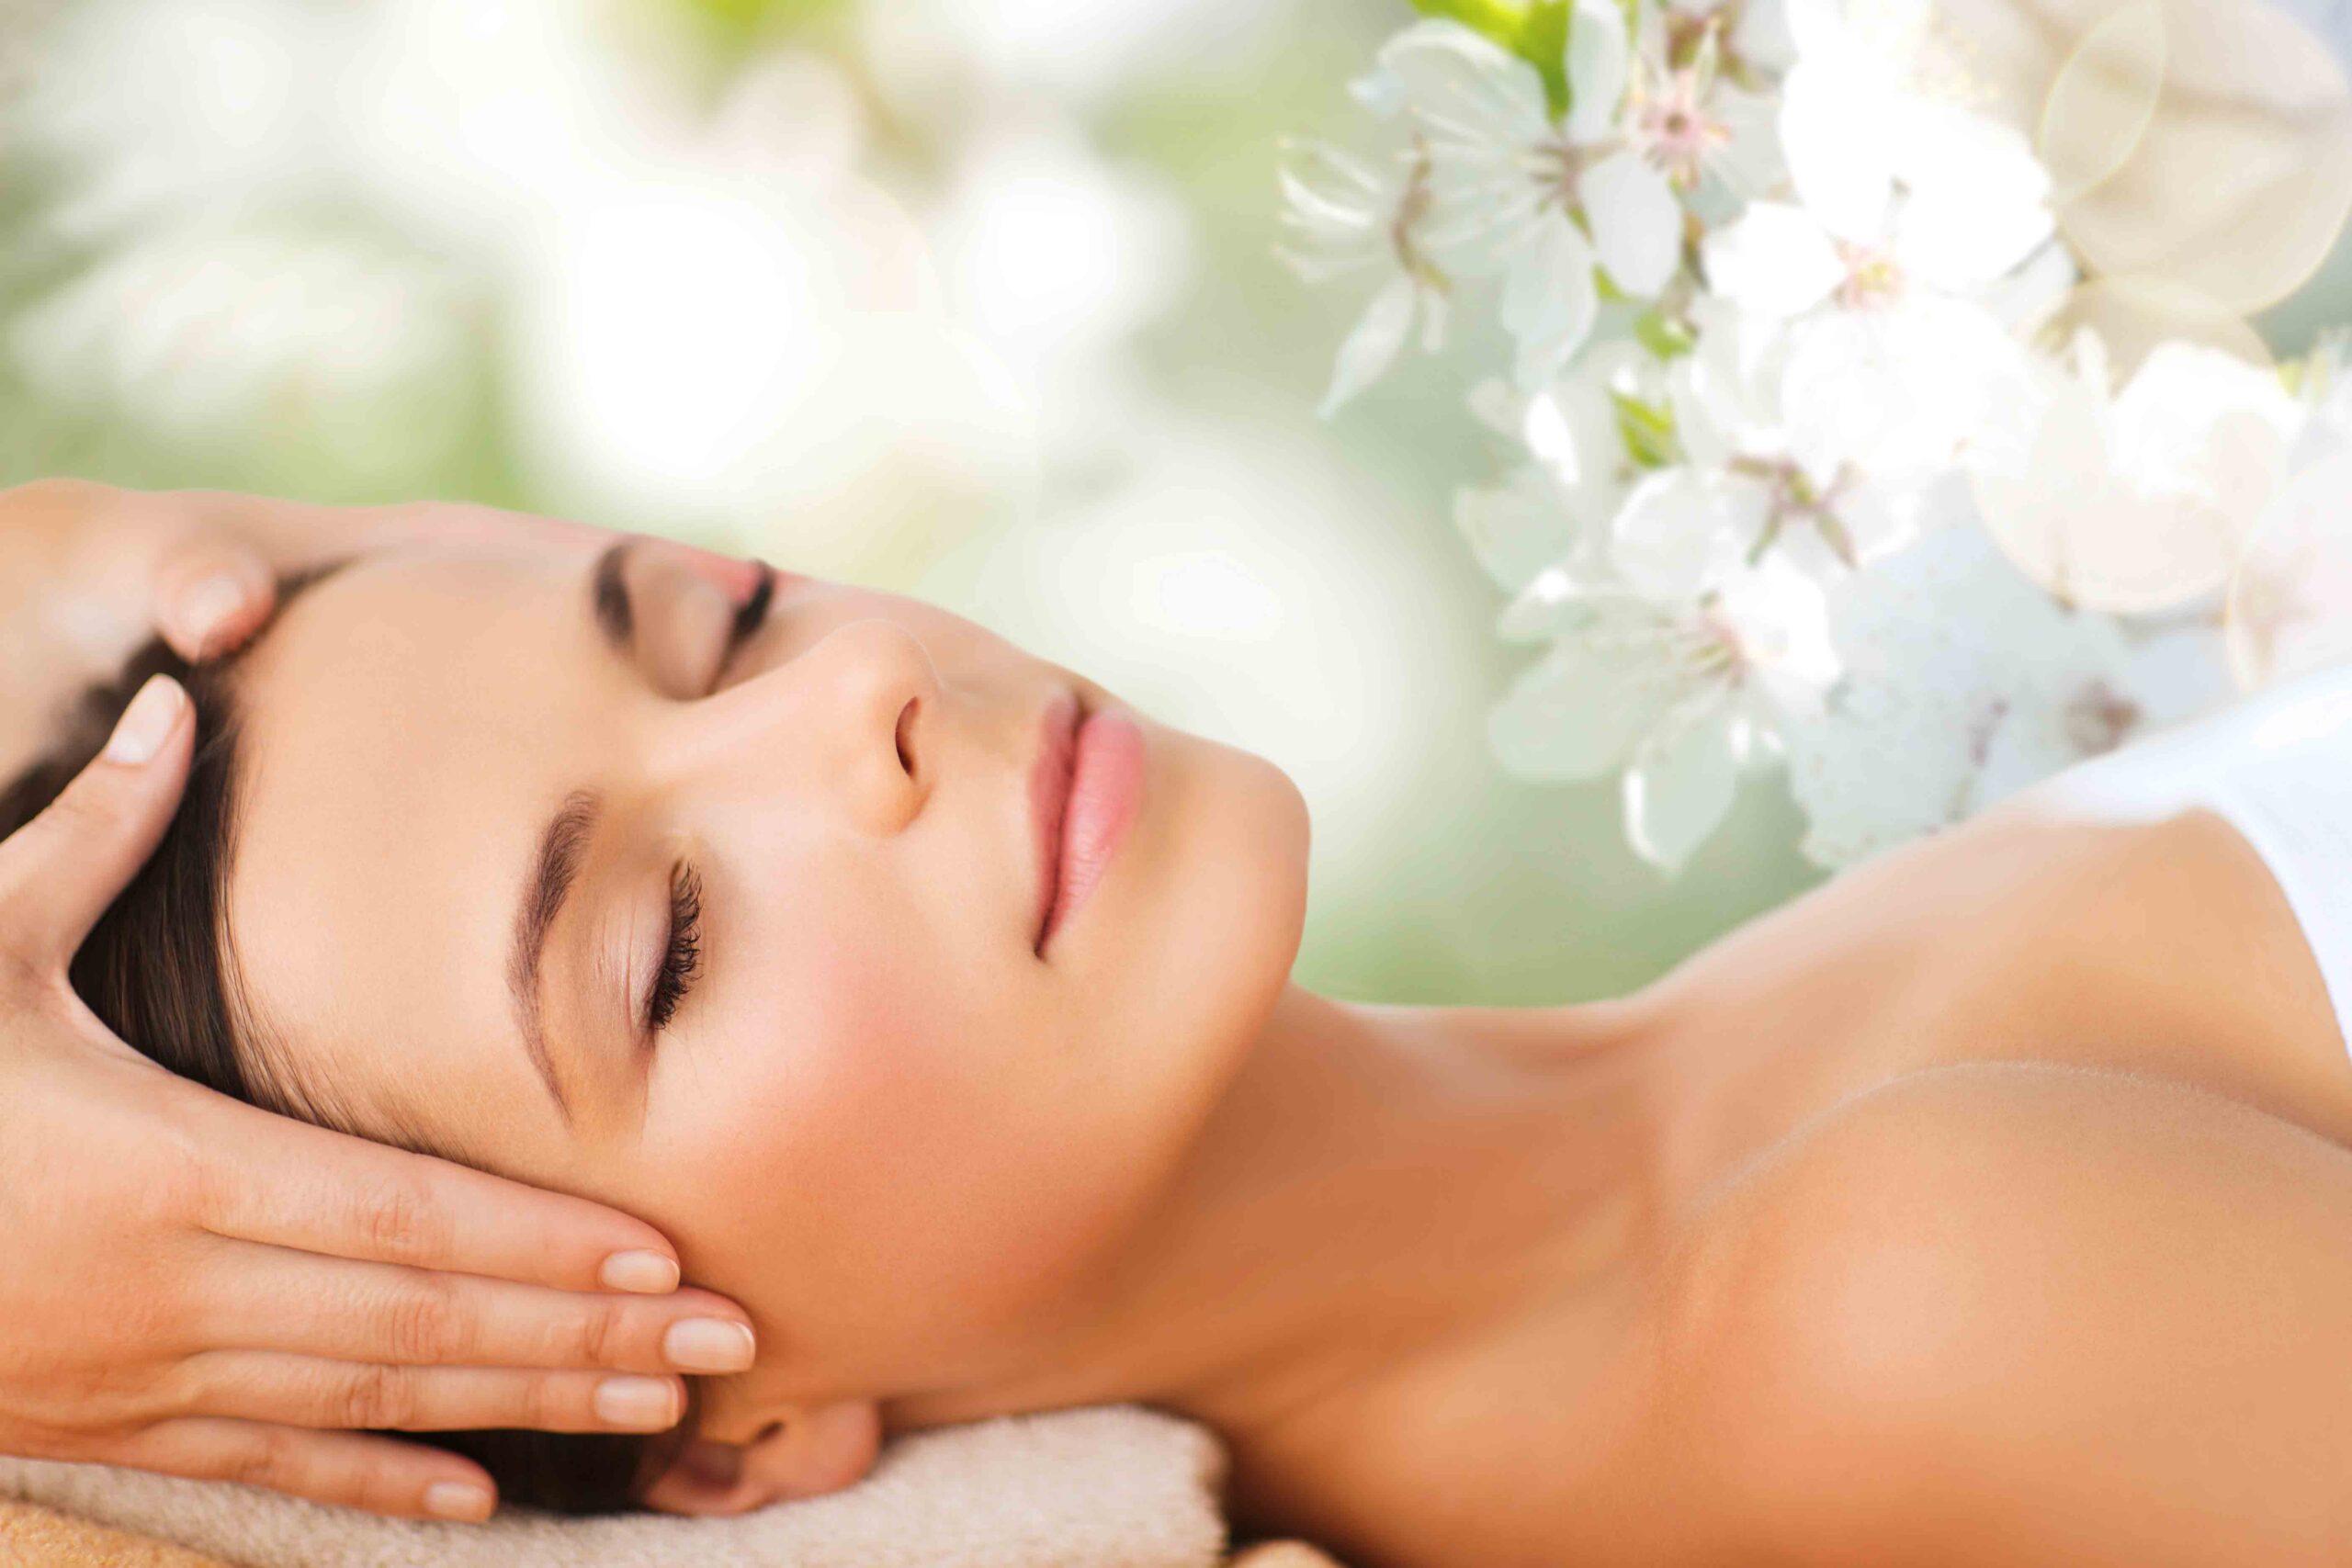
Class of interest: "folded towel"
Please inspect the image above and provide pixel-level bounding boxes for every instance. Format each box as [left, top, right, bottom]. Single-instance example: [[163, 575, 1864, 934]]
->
[[0, 1500, 1349, 1568], [0, 1499, 240, 1568], [0, 1405, 1229, 1568]]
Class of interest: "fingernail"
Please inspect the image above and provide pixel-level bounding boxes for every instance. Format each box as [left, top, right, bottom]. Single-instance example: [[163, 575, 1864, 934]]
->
[[423, 1481, 495, 1522], [594, 1375, 682, 1430], [599, 1250, 680, 1294], [175, 572, 252, 650], [105, 675, 185, 766], [664, 1318, 756, 1374]]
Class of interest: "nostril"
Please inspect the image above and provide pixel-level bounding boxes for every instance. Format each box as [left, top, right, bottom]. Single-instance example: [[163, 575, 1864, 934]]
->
[[894, 699, 918, 778]]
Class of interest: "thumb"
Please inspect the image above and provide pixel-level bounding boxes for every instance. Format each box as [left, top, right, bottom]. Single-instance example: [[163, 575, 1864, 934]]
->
[[0, 674, 195, 974]]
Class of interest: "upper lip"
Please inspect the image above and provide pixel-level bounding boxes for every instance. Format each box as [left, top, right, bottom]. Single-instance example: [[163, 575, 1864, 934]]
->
[[1030, 688, 1086, 955]]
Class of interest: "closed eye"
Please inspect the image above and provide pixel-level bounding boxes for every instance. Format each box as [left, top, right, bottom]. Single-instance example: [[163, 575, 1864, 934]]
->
[[708, 559, 779, 694], [646, 863, 704, 1036]]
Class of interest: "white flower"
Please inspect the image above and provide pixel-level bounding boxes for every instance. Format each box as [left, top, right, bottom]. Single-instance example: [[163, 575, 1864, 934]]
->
[[2222, 447, 2352, 693], [1276, 135, 1453, 416], [1604, 292, 1951, 598], [1609, 456, 1943, 599], [1457, 338, 1670, 590], [1373, 7, 1684, 389], [1623, 1, 1785, 208], [1456, 461, 1615, 596], [1969, 330, 2306, 613], [1777, 0, 2047, 264], [1665, 0, 1800, 79], [1697, 9, 2055, 488], [1784, 521, 2224, 870], [1491, 551, 1838, 870]]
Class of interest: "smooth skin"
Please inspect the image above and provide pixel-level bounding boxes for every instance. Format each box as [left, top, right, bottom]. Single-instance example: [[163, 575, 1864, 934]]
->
[[0, 486, 764, 1521], [21, 484, 2352, 1562]]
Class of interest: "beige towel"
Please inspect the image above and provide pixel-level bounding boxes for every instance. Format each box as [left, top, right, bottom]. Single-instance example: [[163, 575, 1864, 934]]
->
[[0, 1500, 241, 1568], [0, 1505, 1346, 1568], [0, 1405, 1237, 1567]]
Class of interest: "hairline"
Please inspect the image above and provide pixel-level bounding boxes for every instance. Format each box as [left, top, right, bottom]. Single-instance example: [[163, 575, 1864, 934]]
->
[[203, 561, 483, 1166]]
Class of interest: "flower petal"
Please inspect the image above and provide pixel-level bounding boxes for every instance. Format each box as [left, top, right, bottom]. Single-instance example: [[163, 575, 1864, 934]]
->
[[1781, 296, 2019, 489], [1733, 0, 1801, 75], [1611, 467, 1772, 598], [1502, 213, 1600, 389], [1709, 85, 1787, 201], [1624, 700, 1742, 871], [1701, 201, 1841, 320], [1350, 63, 1408, 119], [1565, 0, 1632, 145], [1777, 58, 1894, 243], [1582, 149, 1682, 297], [1488, 615, 1688, 779], [1378, 18, 1555, 153], [1888, 108, 2055, 292], [1455, 463, 1597, 592], [1317, 274, 1418, 417]]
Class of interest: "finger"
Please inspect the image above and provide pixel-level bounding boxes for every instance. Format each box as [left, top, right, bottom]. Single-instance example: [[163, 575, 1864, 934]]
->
[[119, 1418, 500, 1522], [180, 1353, 687, 1437], [192, 1243, 756, 1374], [185, 1089, 692, 1295], [152, 538, 276, 661], [0, 676, 194, 970]]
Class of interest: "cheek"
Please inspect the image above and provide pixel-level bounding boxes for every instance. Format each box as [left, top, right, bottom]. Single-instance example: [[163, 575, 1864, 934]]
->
[[639, 886, 1018, 1282], [645, 886, 1134, 1364]]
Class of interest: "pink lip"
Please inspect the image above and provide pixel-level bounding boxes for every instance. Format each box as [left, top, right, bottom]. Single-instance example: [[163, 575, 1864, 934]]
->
[[1029, 692, 1143, 957], [1031, 694, 1083, 953]]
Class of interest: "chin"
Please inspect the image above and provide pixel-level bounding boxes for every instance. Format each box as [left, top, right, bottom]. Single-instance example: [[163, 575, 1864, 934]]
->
[[1132, 733, 1310, 1108], [1001, 731, 1308, 1309]]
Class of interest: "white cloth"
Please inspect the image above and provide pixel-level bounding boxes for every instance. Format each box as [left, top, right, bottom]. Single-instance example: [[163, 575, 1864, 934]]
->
[[0, 1405, 1229, 1568], [2020, 659, 2352, 1057]]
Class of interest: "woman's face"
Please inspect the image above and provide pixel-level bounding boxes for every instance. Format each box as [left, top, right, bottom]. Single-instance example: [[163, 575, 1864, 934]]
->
[[220, 521, 1310, 1451]]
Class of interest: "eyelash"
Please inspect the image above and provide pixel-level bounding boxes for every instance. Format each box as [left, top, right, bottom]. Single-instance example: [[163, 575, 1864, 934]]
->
[[637, 562, 768, 1039], [649, 864, 704, 1035], [709, 563, 778, 694]]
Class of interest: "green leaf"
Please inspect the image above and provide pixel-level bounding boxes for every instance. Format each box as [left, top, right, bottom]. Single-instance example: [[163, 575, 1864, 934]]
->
[[1407, 0, 1535, 40], [1518, 1, 1573, 118], [1408, 0, 1574, 118], [1633, 307, 1697, 360], [1611, 390, 1682, 469]]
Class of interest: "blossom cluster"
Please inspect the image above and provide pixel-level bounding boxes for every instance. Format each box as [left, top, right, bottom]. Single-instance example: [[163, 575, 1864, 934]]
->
[[1280, 0, 2352, 873]]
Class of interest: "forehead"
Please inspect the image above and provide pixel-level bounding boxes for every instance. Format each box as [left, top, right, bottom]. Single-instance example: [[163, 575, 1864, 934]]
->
[[223, 544, 603, 1165]]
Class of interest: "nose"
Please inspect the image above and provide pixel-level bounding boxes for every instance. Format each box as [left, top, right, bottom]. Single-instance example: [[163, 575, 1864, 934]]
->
[[661, 617, 941, 836]]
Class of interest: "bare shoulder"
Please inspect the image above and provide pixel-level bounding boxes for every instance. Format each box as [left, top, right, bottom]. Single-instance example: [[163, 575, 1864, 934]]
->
[[1650, 1059, 2352, 1566]]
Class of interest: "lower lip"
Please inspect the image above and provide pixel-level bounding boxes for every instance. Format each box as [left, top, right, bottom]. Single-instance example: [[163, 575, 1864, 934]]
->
[[1040, 708, 1145, 955]]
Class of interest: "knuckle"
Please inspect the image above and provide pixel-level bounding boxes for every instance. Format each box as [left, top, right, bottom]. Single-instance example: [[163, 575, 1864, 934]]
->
[[572, 1303, 625, 1369], [216, 1427, 296, 1493], [336, 1363, 413, 1431], [383, 1277, 466, 1364], [356, 1177, 449, 1262], [176, 1139, 239, 1231], [530, 1374, 588, 1432]]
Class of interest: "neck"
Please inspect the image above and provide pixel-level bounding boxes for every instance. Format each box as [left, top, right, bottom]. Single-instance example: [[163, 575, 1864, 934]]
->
[[882, 981, 1671, 1537]]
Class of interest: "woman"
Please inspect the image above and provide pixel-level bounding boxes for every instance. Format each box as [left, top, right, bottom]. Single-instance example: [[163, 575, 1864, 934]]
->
[[13, 484, 2352, 1566]]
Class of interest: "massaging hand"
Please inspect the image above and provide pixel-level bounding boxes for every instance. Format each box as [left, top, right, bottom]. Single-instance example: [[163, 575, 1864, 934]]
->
[[0, 509, 755, 1523]]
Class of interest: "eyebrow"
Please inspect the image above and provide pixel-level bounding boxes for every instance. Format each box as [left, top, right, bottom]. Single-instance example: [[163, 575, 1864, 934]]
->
[[506, 789, 603, 1124]]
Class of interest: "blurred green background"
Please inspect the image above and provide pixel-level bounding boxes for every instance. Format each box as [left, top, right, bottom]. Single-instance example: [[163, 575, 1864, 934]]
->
[[2, 0, 2346, 1007]]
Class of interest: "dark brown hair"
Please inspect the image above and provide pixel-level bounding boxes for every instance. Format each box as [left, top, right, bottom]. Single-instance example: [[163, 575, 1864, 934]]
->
[[0, 611, 696, 1515]]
